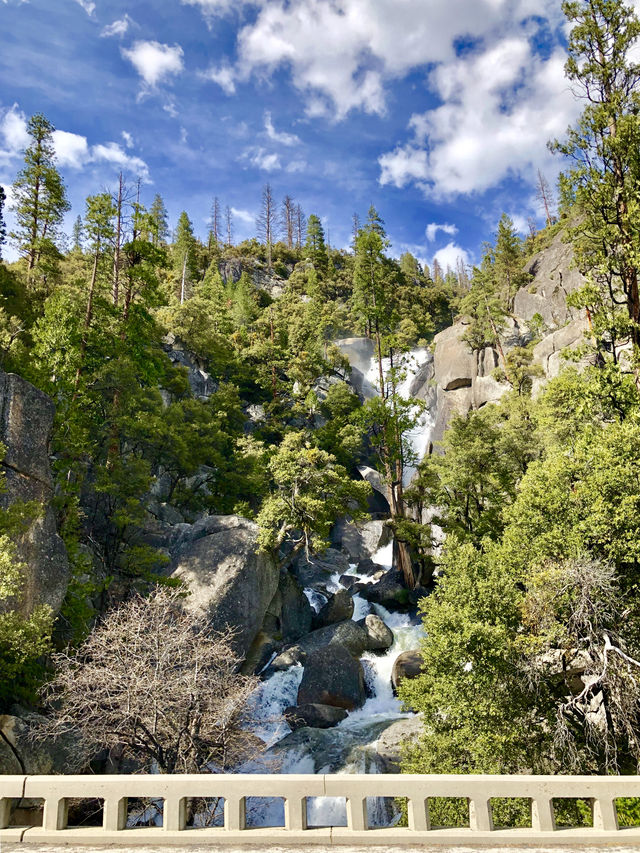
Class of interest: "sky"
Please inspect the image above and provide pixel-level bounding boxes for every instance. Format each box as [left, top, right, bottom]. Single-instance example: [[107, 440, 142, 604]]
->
[[0, 0, 610, 271]]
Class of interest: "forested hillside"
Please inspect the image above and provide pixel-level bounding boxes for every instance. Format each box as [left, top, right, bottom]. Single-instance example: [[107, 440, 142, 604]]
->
[[1, 0, 640, 818]]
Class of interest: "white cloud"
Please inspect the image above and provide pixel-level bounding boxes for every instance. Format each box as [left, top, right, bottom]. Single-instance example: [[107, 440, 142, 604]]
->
[[52, 129, 90, 168], [74, 0, 95, 15], [0, 104, 29, 162], [433, 241, 471, 273], [181, 0, 255, 20], [426, 222, 458, 242], [264, 111, 300, 146], [286, 159, 307, 174], [91, 142, 150, 181], [380, 39, 580, 198], [200, 63, 236, 95], [247, 148, 281, 171], [101, 15, 133, 38], [122, 130, 133, 148], [231, 0, 565, 119], [121, 41, 184, 89], [231, 207, 255, 225]]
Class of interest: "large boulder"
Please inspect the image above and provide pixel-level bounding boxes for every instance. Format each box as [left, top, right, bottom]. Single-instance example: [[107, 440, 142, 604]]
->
[[292, 548, 351, 592], [169, 515, 279, 659], [375, 716, 424, 772], [392, 650, 424, 693], [359, 570, 412, 611], [0, 372, 69, 618], [433, 324, 476, 392], [284, 703, 348, 731], [297, 645, 366, 711], [359, 614, 393, 651], [532, 316, 590, 383], [331, 518, 392, 563], [292, 619, 370, 657], [312, 589, 354, 629], [279, 571, 313, 644]]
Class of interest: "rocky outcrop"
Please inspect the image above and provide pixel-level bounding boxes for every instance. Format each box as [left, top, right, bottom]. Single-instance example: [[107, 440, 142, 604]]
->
[[162, 335, 217, 400], [375, 716, 423, 772], [297, 645, 366, 710], [0, 372, 69, 618], [284, 703, 348, 731], [292, 619, 371, 657], [169, 515, 279, 660], [279, 571, 313, 644], [0, 711, 82, 775], [359, 570, 417, 611]]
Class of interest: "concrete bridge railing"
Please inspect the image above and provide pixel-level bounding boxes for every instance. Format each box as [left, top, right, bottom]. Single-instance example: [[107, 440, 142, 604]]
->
[[2, 773, 640, 846]]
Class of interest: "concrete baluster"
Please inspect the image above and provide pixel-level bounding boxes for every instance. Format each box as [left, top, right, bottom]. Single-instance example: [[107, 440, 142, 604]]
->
[[469, 797, 493, 831], [407, 797, 429, 831], [346, 796, 368, 831], [593, 797, 619, 831], [0, 797, 12, 829], [43, 796, 67, 832], [284, 796, 307, 831], [164, 797, 186, 832], [531, 797, 556, 832], [103, 797, 127, 831], [224, 795, 246, 831]]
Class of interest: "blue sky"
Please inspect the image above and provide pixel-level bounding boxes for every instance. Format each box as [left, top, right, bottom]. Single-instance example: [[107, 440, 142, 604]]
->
[[0, 0, 594, 271]]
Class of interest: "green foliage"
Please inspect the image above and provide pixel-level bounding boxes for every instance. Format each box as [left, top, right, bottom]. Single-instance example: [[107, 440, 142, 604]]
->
[[256, 432, 371, 557]]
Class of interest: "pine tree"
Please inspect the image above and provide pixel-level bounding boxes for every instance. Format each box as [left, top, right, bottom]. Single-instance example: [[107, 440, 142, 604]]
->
[[10, 113, 70, 282], [256, 183, 275, 269], [149, 194, 169, 246], [536, 169, 555, 226], [208, 196, 221, 252], [225, 205, 233, 247], [494, 213, 527, 310], [71, 215, 83, 252], [303, 214, 328, 272], [173, 211, 198, 303]]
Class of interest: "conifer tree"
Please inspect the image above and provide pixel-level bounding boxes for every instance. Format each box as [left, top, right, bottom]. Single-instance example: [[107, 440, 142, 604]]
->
[[10, 113, 70, 282], [149, 194, 169, 246], [0, 185, 6, 260], [256, 183, 275, 269], [304, 214, 328, 272], [553, 0, 640, 359], [173, 211, 198, 303], [71, 215, 83, 252], [281, 195, 295, 249]]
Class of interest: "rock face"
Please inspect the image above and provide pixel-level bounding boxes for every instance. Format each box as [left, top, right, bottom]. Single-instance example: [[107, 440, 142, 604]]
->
[[0, 711, 82, 775], [279, 571, 313, 644], [169, 515, 279, 660], [284, 703, 348, 731], [297, 645, 366, 710], [392, 650, 423, 693], [0, 372, 69, 618], [163, 336, 217, 400], [375, 716, 424, 772]]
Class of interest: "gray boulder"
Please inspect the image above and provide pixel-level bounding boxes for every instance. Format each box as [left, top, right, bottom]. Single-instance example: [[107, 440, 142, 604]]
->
[[312, 589, 354, 629], [359, 614, 393, 651], [392, 650, 424, 693], [331, 518, 392, 563], [0, 372, 69, 618], [359, 570, 412, 611], [292, 548, 350, 591], [169, 515, 279, 660], [433, 323, 475, 391], [284, 703, 348, 731], [297, 645, 366, 711], [292, 619, 370, 657]]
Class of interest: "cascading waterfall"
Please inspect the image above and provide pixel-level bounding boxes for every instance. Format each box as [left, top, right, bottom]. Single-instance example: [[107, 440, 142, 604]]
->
[[243, 347, 435, 828]]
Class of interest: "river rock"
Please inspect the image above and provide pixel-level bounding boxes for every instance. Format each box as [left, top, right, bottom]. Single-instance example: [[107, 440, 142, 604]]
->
[[292, 619, 370, 657], [359, 570, 411, 611], [312, 589, 354, 629], [392, 650, 424, 693], [279, 571, 313, 644], [359, 614, 393, 651], [284, 703, 348, 731], [169, 515, 279, 660], [268, 646, 307, 672], [375, 716, 424, 772], [292, 548, 351, 591], [297, 645, 366, 710], [0, 371, 69, 618]]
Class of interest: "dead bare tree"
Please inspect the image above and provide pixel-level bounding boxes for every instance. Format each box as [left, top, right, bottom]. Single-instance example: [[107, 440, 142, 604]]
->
[[536, 169, 556, 227], [281, 195, 295, 249], [209, 196, 221, 253], [295, 203, 306, 249], [225, 205, 233, 247], [256, 183, 276, 269], [37, 588, 263, 775]]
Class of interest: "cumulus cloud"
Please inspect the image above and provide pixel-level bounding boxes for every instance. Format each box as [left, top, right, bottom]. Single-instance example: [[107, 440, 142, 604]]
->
[[0, 104, 30, 163], [52, 130, 91, 168], [122, 130, 134, 148], [181, 0, 255, 20], [200, 63, 236, 95], [101, 15, 134, 38], [121, 41, 184, 89], [426, 222, 458, 242], [231, 207, 255, 225], [229, 0, 565, 118], [433, 242, 471, 273], [244, 147, 281, 172], [380, 39, 580, 198], [264, 111, 300, 146]]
